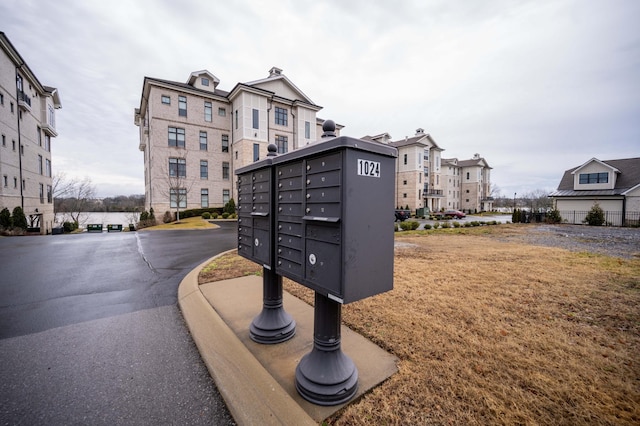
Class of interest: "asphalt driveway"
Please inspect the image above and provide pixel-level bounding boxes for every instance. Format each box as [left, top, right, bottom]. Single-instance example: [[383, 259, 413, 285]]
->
[[0, 223, 238, 425]]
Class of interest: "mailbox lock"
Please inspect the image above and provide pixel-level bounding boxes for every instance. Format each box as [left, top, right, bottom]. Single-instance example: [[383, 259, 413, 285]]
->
[[306, 165, 311, 171], [306, 179, 311, 185], [254, 238, 259, 246], [306, 208, 311, 214], [308, 253, 317, 265]]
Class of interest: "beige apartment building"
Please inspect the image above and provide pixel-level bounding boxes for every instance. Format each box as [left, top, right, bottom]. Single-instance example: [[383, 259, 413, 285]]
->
[[364, 129, 493, 213], [443, 154, 493, 212], [134, 67, 340, 215], [0, 32, 61, 234]]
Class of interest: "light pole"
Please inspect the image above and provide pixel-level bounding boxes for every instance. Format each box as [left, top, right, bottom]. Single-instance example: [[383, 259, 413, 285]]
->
[[513, 192, 517, 212]]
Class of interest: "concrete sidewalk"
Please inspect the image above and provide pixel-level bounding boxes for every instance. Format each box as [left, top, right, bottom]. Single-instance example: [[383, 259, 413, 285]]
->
[[178, 252, 398, 425]]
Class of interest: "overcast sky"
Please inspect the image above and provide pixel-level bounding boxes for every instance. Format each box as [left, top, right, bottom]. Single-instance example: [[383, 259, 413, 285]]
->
[[2, 0, 638, 198]]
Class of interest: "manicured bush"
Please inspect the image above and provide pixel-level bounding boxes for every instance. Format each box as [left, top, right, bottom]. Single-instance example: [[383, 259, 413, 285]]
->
[[399, 220, 419, 231], [212, 212, 219, 219], [202, 212, 211, 219], [464, 222, 472, 227], [11, 206, 27, 230], [0, 207, 11, 229], [432, 222, 440, 229], [423, 223, 432, 230], [140, 211, 149, 221], [452, 221, 461, 228], [62, 221, 78, 233], [221, 212, 229, 219], [584, 203, 605, 226], [441, 222, 451, 228], [162, 211, 173, 223]]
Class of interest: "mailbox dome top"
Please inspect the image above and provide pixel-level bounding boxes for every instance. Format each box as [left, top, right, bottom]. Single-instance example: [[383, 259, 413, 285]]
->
[[322, 119, 336, 138], [267, 143, 278, 157]]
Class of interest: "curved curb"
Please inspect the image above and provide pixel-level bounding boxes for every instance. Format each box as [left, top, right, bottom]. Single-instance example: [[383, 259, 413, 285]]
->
[[177, 251, 316, 426]]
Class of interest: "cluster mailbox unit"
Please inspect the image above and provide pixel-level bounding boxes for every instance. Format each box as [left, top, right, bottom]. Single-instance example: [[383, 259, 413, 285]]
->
[[236, 121, 397, 405]]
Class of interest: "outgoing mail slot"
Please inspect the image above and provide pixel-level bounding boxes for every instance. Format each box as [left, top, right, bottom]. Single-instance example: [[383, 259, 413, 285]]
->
[[306, 223, 341, 243], [253, 217, 270, 230]]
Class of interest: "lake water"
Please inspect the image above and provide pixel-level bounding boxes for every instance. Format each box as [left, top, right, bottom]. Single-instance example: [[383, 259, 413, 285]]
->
[[55, 212, 140, 228]]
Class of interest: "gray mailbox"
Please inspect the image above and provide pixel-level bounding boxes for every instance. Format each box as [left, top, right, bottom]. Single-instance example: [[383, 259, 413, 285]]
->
[[237, 160, 273, 266], [236, 120, 397, 406], [272, 134, 397, 304], [237, 155, 296, 345]]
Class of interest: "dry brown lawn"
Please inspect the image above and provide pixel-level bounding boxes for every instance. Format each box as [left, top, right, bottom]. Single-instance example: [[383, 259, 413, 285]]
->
[[199, 225, 640, 425]]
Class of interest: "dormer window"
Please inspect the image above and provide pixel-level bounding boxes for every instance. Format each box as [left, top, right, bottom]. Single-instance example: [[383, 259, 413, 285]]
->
[[201, 78, 209, 86], [579, 172, 608, 184]]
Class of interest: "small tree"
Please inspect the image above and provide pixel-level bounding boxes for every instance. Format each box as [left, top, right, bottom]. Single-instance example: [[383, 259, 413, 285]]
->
[[11, 206, 28, 230], [0, 207, 11, 229], [584, 203, 605, 226], [224, 198, 236, 215], [546, 208, 562, 224]]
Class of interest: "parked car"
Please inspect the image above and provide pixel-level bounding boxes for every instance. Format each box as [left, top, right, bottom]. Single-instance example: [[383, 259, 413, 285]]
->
[[394, 209, 411, 222], [444, 210, 466, 219]]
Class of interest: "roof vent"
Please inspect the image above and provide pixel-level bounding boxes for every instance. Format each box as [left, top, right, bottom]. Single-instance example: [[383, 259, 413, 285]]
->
[[415, 128, 425, 136]]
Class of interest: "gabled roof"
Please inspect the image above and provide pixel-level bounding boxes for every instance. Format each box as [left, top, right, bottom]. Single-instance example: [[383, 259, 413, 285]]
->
[[458, 157, 492, 169], [571, 157, 620, 175], [390, 130, 442, 150], [550, 157, 640, 197], [243, 67, 316, 105], [145, 77, 230, 97], [187, 70, 220, 87]]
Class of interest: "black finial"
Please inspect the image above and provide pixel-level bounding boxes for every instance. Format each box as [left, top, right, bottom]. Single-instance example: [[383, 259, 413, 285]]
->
[[321, 119, 336, 138], [267, 143, 278, 156]]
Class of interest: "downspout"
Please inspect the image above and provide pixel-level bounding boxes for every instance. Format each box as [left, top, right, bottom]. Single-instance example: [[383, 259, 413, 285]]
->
[[267, 99, 272, 152], [622, 195, 627, 227], [15, 66, 24, 209], [291, 107, 296, 151]]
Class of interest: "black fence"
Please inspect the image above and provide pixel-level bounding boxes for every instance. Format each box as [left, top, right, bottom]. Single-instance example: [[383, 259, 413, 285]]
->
[[558, 210, 640, 227]]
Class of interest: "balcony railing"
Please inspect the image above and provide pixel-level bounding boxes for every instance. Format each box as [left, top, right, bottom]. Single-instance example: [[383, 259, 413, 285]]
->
[[18, 91, 32, 111], [424, 189, 444, 196]]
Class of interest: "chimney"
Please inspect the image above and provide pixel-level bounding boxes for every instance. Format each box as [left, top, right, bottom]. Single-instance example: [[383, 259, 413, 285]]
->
[[415, 128, 425, 136]]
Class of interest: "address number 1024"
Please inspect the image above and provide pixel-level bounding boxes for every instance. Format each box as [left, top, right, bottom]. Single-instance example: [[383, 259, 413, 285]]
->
[[357, 159, 381, 178]]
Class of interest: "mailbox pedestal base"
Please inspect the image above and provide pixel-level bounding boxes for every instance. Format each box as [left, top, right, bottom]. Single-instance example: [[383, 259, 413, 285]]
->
[[250, 268, 296, 344], [295, 292, 358, 406]]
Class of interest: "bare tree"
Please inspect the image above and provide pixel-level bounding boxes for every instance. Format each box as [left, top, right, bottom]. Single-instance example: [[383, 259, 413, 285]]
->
[[160, 152, 195, 222], [53, 173, 96, 225]]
